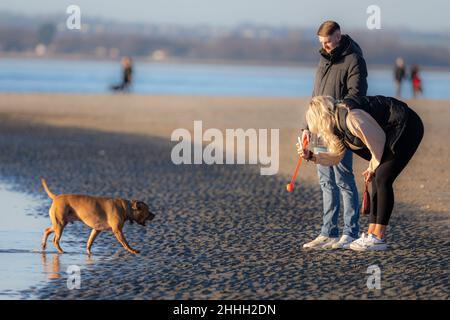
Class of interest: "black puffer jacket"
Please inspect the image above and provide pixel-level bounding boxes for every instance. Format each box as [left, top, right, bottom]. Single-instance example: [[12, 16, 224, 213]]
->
[[312, 34, 368, 99]]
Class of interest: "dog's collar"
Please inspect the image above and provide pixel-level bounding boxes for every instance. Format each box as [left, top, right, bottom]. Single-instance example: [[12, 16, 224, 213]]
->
[[121, 199, 134, 223]]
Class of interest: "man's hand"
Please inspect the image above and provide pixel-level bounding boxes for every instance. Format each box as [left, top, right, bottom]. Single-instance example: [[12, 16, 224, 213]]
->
[[362, 169, 374, 183]]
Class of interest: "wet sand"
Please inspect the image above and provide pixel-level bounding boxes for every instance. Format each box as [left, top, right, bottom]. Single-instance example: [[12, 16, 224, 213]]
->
[[0, 94, 448, 299], [0, 93, 448, 213]]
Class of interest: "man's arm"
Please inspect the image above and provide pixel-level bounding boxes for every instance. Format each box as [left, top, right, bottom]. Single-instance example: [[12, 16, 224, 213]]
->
[[345, 55, 368, 98], [302, 63, 323, 131]]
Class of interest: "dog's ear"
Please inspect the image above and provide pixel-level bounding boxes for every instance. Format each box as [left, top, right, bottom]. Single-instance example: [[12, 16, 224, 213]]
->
[[131, 199, 139, 210], [137, 201, 148, 210], [131, 200, 147, 210]]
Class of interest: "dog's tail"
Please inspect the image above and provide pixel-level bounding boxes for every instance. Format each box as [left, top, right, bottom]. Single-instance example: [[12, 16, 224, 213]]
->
[[41, 177, 57, 200]]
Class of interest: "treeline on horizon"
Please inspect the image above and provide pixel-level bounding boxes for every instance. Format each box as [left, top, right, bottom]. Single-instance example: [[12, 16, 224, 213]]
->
[[0, 11, 449, 67]]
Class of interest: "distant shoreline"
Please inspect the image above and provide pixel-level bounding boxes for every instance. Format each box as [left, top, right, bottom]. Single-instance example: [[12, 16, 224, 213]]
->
[[2, 52, 450, 73]]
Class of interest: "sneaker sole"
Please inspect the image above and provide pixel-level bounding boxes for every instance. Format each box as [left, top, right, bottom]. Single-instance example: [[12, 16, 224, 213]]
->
[[349, 245, 365, 251], [331, 244, 352, 249], [303, 239, 339, 250], [319, 241, 339, 250], [350, 245, 388, 251]]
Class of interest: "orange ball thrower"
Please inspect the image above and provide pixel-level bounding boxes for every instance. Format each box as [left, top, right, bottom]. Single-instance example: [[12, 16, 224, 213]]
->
[[286, 135, 310, 193]]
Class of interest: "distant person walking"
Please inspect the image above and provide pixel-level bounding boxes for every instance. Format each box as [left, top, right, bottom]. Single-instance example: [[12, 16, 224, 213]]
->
[[411, 65, 423, 98], [394, 57, 406, 97], [111, 56, 133, 92], [298, 95, 424, 251], [301, 21, 368, 250]]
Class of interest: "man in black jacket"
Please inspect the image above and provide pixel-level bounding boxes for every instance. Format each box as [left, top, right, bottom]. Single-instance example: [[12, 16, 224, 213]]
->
[[302, 21, 368, 250]]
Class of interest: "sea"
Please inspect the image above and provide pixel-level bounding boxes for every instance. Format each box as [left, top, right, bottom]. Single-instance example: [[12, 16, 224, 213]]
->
[[0, 58, 449, 99]]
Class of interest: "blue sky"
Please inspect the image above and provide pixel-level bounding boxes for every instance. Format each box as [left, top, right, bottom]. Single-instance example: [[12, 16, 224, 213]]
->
[[1, 0, 449, 31]]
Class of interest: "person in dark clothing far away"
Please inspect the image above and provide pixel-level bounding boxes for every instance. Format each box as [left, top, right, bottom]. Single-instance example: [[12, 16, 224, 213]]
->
[[110, 56, 133, 92], [300, 21, 368, 250], [394, 57, 406, 97]]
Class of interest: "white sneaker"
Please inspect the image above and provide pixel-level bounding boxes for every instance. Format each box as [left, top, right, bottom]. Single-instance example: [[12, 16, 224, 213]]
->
[[350, 233, 388, 251], [348, 232, 367, 247], [303, 235, 338, 249], [331, 235, 355, 249]]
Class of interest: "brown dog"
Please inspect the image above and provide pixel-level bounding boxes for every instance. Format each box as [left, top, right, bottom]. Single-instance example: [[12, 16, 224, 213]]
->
[[40, 178, 155, 255]]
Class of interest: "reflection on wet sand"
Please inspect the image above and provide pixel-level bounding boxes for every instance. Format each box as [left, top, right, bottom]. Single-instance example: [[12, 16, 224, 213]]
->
[[41, 253, 61, 279], [41, 252, 95, 280]]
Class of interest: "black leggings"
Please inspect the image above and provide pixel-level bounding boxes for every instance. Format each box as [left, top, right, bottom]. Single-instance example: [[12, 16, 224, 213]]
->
[[370, 109, 424, 225]]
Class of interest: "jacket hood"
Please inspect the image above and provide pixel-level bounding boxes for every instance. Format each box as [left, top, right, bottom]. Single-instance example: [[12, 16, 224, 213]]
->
[[320, 35, 364, 62]]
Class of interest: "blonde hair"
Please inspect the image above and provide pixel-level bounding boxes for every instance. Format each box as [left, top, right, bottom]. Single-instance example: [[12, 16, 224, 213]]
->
[[306, 96, 346, 155]]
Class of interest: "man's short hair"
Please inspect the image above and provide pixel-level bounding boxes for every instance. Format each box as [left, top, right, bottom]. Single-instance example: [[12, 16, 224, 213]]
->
[[317, 21, 341, 36]]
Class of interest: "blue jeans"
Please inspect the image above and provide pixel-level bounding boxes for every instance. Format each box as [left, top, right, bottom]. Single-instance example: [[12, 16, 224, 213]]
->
[[317, 150, 360, 238]]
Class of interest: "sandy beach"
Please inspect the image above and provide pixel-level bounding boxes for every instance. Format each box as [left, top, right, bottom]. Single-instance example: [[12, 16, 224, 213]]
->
[[0, 93, 448, 299]]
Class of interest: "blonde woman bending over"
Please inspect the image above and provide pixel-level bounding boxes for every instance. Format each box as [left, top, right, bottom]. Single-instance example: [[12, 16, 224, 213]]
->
[[298, 95, 423, 251]]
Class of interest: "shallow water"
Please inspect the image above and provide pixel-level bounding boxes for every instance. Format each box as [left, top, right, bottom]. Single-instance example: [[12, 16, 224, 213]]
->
[[0, 182, 105, 299], [0, 58, 449, 99]]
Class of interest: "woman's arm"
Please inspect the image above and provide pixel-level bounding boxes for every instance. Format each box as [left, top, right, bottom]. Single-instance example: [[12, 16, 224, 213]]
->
[[313, 151, 345, 166], [346, 109, 386, 172], [296, 143, 344, 166]]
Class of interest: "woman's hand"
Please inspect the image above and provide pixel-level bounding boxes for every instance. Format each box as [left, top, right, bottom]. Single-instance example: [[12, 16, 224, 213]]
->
[[296, 142, 302, 154], [362, 169, 374, 183], [296, 143, 315, 161], [301, 130, 311, 146]]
